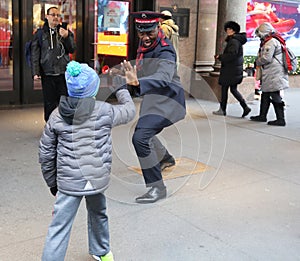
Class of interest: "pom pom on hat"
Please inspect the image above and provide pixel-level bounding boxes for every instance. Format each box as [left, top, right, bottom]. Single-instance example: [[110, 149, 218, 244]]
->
[[67, 60, 82, 76], [65, 61, 100, 98]]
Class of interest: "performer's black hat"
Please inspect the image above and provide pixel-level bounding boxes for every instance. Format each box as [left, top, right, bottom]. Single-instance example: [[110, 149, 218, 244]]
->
[[131, 11, 162, 32]]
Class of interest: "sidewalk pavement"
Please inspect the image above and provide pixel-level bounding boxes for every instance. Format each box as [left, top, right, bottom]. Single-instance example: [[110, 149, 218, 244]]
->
[[0, 88, 299, 261]]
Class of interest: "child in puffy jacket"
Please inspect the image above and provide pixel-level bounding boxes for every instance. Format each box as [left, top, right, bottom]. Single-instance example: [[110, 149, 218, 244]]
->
[[39, 61, 136, 261]]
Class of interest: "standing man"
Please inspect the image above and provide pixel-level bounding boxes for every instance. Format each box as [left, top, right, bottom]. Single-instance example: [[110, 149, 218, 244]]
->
[[121, 11, 186, 204], [31, 6, 76, 122], [160, 10, 180, 64]]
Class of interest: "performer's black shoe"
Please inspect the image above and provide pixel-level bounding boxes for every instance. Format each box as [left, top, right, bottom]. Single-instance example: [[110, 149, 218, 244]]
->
[[160, 156, 175, 171], [136, 187, 167, 204]]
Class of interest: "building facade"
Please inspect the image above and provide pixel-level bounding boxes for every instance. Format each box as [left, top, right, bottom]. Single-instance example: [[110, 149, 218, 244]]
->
[[0, 0, 298, 106]]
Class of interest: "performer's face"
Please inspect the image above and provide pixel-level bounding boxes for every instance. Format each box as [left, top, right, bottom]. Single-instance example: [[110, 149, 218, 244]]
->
[[137, 27, 159, 48]]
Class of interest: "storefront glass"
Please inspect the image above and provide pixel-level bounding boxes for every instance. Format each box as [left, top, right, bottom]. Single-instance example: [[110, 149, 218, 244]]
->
[[95, 0, 130, 74], [0, 0, 12, 91], [245, 0, 300, 55]]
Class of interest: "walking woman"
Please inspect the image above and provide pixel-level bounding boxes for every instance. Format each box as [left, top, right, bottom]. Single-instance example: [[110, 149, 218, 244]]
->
[[250, 22, 288, 126], [213, 21, 251, 117]]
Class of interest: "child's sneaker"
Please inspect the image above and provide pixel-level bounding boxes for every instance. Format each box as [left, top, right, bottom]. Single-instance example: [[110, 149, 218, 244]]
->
[[92, 251, 114, 261]]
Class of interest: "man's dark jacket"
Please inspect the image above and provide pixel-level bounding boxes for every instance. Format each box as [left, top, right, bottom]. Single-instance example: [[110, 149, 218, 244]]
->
[[31, 20, 76, 77]]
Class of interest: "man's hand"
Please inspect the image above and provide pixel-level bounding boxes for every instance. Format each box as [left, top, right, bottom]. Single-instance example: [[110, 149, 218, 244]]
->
[[33, 75, 41, 81], [121, 60, 139, 86], [59, 27, 68, 38]]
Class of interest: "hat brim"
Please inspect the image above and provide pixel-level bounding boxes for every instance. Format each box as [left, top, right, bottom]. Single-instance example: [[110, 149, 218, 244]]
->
[[135, 22, 158, 32]]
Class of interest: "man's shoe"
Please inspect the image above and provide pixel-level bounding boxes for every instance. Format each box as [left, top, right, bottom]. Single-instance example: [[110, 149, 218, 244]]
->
[[160, 156, 175, 171], [213, 108, 226, 116], [242, 106, 251, 117], [92, 251, 114, 261], [136, 187, 167, 204], [250, 115, 267, 122]]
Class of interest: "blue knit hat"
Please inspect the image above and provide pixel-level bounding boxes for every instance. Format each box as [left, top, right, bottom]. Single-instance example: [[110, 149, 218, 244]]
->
[[65, 61, 100, 98]]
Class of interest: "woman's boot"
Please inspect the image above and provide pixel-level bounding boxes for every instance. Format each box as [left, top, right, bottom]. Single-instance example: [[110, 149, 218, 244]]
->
[[213, 107, 226, 116], [250, 92, 270, 122], [213, 103, 226, 116], [240, 100, 251, 117], [267, 102, 286, 126]]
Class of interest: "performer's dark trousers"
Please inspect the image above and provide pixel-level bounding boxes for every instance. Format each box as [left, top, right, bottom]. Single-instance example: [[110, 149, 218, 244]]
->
[[132, 127, 167, 189]]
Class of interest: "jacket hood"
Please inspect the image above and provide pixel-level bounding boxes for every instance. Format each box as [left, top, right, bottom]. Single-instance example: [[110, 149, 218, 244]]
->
[[58, 96, 95, 125], [161, 19, 179, 33], [255, 22, 275, 39], [230, 32, 247, 45]]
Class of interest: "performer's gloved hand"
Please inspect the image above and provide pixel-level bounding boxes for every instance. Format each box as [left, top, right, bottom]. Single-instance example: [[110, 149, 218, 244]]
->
[[50, 186, 58, 196]]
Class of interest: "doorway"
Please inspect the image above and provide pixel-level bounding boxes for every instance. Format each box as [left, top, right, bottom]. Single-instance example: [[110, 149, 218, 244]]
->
[[0, 0, 14, 104]]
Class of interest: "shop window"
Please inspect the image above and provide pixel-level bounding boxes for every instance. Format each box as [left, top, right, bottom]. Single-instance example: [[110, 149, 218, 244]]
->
[[95, 0, 130, 75], [0, 0, 13, 91]]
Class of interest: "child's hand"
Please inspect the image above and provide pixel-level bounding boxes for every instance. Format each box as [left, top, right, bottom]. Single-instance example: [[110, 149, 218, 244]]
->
[[50, 186, 58, 196]]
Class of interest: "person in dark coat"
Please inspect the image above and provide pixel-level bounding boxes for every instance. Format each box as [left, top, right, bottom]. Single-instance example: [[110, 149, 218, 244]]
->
[[31, 6, 76, 122], [213, 21, 251, 117], [120, 11, 186, 204]]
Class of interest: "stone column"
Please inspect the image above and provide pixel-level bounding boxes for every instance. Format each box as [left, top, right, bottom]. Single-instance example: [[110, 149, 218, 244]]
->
[[213, 0, 247, 72], [191, 0, 254, 102], [205, 0, 253, 103], [194, 0, 218, 75]]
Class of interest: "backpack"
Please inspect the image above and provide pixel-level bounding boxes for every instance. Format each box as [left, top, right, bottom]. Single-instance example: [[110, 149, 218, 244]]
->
[[283, 47, 297, 73], [25, 29, 43, 67], [271, 33, 298, 73]]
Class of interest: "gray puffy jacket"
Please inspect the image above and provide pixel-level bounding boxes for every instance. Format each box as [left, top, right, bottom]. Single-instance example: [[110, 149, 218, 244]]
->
[[256, 37, 289, 92], [39, 89, 136, 196]]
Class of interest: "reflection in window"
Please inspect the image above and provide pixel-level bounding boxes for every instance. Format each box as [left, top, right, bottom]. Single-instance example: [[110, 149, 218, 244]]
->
[[95, 1, 130, 75], [0, 0, 12, 91]]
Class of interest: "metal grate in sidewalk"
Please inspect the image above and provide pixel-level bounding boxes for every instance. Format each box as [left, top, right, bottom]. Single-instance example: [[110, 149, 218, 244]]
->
[[128, 157, 213, 180]]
